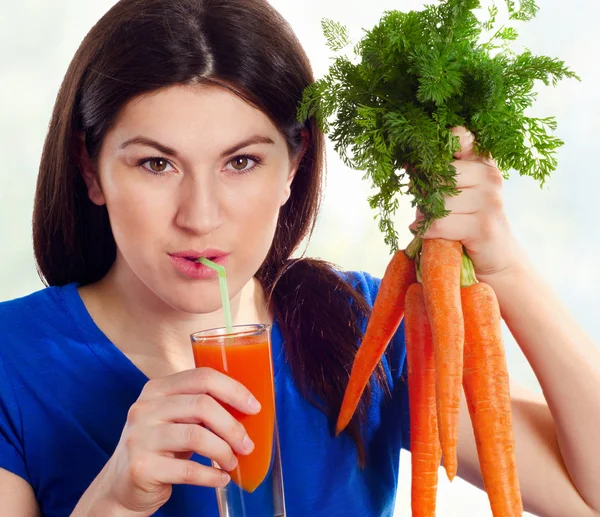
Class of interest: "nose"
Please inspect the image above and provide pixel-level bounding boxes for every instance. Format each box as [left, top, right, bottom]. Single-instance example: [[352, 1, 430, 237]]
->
[[174, 173, 222, 235]]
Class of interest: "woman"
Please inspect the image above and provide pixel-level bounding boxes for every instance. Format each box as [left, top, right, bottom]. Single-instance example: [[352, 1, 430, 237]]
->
[[1, 0, 599, 516]]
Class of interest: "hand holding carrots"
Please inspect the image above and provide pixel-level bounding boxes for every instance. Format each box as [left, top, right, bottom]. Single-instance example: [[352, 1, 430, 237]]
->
[[410, 127, 524, 281], [338, 127, 523, 516]]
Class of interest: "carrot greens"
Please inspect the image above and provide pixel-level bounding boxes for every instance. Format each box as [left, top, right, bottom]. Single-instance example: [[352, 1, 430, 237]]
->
[[297, 0, 579, 250]]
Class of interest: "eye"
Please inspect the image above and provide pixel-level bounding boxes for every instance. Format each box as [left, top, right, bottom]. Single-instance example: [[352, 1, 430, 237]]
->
[[138, 157, 176, 175], [136, 154, 262, 176], [226, 154, 263, 174]]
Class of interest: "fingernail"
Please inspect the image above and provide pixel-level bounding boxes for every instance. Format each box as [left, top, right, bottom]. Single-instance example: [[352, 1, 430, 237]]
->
[[248, 395, 261, 412], [243, 434, 255, 453], [221, 472, 231, 485]]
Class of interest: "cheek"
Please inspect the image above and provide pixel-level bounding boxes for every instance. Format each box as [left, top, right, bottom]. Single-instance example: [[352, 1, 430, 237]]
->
[[237, 185, 281, 234], [102, 171, 170, 247], [231, 177, 285, 255]]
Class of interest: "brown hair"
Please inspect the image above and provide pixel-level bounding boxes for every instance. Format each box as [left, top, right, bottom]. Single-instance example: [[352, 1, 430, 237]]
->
[[33, 0, 387, 466]]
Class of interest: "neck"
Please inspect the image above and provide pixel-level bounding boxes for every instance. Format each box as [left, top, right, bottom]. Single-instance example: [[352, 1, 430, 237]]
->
[[78, 260, 271, 378]]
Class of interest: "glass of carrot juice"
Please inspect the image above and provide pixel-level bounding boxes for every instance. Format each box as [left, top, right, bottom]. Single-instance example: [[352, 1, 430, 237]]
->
[[190, 324, 285, 517]]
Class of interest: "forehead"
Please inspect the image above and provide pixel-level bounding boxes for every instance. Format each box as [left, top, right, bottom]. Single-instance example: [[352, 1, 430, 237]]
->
[[107, 84, 284, 148]]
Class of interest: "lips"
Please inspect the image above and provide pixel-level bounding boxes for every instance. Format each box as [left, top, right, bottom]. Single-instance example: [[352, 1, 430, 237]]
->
[[182, 255, 217, 262], [169, 249, 228, 261], [168, 250, 230, 280]]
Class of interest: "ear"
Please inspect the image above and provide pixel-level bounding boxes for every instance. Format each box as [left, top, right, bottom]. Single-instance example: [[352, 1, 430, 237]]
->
[[281, 128, 310, 207], [76, 132, 105, 206]]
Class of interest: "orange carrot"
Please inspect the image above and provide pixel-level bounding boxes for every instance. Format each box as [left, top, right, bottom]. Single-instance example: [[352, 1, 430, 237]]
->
[[336, 248, 416, 435], [461, 281, 523, 516], [420, 238, 463, 481], [404, 282, 442, 517]]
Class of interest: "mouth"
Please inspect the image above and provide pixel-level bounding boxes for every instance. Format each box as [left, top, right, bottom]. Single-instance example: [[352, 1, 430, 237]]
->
[[184, 255, 218, 262], [168, 250, 230, 279], [169, 249, 228, 262]]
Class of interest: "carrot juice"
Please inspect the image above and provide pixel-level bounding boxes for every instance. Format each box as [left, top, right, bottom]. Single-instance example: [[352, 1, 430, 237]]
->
[[191, 326, 276, 493]]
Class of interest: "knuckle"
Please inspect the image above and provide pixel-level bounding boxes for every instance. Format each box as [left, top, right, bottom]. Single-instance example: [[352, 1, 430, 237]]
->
[[194, 368, 214, 390], [128, 455, 149, 483], [486, 188, 504, 211], [126, 401, 145, 423], [194, 394, 213, 415], [487, 166, 504, 187], [124, 431, 138, 451], [182, 462, 200, 484], [183, 424, 201, 448], [427, 218, 445, 235], [141, 379, 158, 396], [195, 366, 213, 380]]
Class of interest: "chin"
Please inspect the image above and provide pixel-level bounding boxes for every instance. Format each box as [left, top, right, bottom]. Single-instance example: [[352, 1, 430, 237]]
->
[[162, 292, 223, 316], [156, 280, 227, 313]]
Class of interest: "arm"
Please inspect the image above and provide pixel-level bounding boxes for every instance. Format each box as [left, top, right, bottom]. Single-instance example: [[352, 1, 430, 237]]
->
[[414, 127, 600, 517], [476, 260, 600, 516], [0, 468, 41, 517]]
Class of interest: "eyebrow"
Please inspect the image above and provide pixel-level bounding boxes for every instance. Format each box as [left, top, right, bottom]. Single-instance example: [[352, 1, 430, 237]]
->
[[118, 134, 276, 159]]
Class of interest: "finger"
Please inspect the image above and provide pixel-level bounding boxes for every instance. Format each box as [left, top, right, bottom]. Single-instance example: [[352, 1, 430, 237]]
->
[[153, 423, 241, 471], [451, 160, 493, 188], [412, 180, 495, 221], [452, 159, 503, 190], [410, 213, 479, 243], [440, 188, 483, 215], [451, 126, 496, 166], [452, 126, 477, 161], [142, 368, 261, 415], [152, 394, 254, 456], [151, 456, 231, 488]]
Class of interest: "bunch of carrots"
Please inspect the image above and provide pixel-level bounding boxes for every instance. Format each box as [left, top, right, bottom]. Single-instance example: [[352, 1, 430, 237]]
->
[[336, 236, 522, 516]]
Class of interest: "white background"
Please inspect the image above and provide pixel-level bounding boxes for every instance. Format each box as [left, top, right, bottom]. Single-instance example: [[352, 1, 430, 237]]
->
[[1, 0, 599, 515]]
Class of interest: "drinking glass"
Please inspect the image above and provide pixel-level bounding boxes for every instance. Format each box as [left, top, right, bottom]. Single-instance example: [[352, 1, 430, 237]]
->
[[191, 324, 285, 517]]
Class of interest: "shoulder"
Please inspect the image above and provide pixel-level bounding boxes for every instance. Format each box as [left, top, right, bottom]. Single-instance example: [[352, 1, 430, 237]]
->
[[0, 283, 81, 349], [335, 269, 382, 306], [0, 284, 64, 323]]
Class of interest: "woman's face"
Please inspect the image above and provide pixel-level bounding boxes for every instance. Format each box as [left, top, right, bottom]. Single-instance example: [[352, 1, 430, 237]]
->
[[83, 84, 300, 314]]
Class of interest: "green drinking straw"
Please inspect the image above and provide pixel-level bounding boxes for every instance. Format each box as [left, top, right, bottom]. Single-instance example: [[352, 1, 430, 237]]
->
[[196, 258, 233, 334]]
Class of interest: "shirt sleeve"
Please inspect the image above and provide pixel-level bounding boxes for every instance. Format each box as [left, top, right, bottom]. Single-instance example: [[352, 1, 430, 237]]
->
[[347, 270, 412, 451], [0, 351, 31, 483]]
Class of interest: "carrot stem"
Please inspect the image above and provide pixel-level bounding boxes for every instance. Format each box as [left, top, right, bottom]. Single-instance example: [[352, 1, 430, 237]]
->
[[460, 250, 477, 287], [405, 235, 422, 260]]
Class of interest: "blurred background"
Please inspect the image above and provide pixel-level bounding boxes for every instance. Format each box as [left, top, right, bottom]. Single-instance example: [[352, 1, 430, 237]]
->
[[1, 0, 598, 515]]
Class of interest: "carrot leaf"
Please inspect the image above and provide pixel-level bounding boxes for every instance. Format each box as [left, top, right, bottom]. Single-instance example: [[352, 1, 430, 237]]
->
[[296, 0, 580, 252]]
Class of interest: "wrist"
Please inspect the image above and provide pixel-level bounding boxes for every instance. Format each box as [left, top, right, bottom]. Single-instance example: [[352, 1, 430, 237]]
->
[[71, 496, 146, 517], [70, 465, 152, 517], [476, 254, 534, 291], [474, 231, 532, 284]]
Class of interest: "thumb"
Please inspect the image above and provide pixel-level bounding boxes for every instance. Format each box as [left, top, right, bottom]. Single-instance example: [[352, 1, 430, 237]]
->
[[451, 126, 478, 161]]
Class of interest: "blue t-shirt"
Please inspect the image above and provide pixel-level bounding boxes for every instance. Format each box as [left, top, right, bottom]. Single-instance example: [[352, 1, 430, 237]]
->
[[0, 271, 410, 516]]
